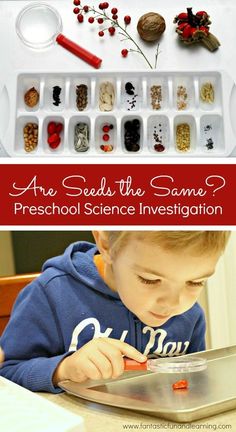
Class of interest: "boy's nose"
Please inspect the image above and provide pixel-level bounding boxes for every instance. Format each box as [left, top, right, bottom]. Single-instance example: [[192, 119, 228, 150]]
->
[[156, 286, 181, 310]]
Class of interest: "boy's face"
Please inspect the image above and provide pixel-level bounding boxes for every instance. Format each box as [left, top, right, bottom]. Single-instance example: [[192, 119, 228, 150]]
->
[[107, 237, 221, 327]]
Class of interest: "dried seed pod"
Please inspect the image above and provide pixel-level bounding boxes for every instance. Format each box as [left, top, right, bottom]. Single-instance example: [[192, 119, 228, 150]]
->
[[24, 87, 39, 108], [137, 12, 166, 42]]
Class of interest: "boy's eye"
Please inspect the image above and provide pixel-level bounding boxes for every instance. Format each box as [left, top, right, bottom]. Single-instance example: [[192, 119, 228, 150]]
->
[[187, 281, 206, 288], [137, 275, 161, 285]]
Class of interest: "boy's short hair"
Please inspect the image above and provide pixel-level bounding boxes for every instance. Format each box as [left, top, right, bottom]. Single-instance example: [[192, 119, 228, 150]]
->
[[106, 231, 231, 257]]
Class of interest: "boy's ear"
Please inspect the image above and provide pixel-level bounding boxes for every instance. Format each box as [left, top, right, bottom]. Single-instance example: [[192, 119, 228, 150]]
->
[[92, 231, 113, 264]]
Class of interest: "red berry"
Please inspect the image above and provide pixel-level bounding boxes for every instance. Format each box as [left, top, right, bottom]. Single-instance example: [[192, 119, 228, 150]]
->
[[73, 0, 80, 5], [177, 22, 188, 31], [103, 125, 110, 133], [56, 123, 63, 134], [99, 2, 104, 9], [98, 18, 104, 24], [154, 144, 165, 152], [47, 122, 57, 135], [124, 15, 131, 25], [98, 31, 104, 37], [196, 11, 208, 17], [177, 12, 188, 21], [108, 26, 116, 35], [83, 5, 89, 12], [199, 26, 209, 34], [190, 27, 197, 37], [111, 7, 118, 14], [48, 133, 60, 144], [103, 2, 109, 8], [73, 7, 80, 14], [172, 380, 188, 390], [121, 49, 128, 57], [88, 17, 94, 23], [49, 137, 61, 149], [112, 14, 118, 20], [182, 24, 192, 39], [77, 14, 84, 22], [103, 134, 110, 142]]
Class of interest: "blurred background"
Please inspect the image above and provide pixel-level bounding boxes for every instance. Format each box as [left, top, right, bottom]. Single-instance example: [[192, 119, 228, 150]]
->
[[0, 231, 235, 350]]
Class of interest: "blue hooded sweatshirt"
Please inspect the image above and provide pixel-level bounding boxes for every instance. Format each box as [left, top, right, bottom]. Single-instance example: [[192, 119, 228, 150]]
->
[[0, 241, 205, 393]]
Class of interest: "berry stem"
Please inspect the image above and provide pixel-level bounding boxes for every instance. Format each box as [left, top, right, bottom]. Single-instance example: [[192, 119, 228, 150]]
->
[[88, 5, 153, 68], [154, 43, 161, 69]]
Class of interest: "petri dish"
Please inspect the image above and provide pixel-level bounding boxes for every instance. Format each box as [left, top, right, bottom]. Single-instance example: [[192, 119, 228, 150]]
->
[[147, 356, 207, 373], [16, 3, 62, 49]]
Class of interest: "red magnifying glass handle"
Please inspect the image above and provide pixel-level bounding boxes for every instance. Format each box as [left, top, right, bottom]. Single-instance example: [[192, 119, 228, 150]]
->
[[124, 358, 148, 371], [56, 33, 102, 69]]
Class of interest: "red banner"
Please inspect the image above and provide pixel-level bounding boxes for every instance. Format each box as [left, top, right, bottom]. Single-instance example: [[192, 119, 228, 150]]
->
[[0, 164, 235, 225]]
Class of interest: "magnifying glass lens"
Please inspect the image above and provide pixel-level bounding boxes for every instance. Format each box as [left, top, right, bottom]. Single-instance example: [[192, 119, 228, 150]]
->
[[16, 4, 62, 48]]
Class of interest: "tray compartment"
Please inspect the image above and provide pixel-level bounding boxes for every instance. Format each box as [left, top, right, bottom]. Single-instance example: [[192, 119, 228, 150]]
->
[[17, 75, 41, 112], [200, 114, 225, 153], [121, 77, 143, 111], [199, 73, 222, 111], [121, 115, 143, 153], [147, 115, 170, 154], [95, 115, 117, 154], [42, 116, 65, 154], [44, 76, 66, 111], [174, 115, 197, 153], [15, 115, 39, 154], [173, 75, 195, 111], [68, 115, 91, 154], [69, 77, 91, 112], [96, 77, 116, 112], [147, 76, 169, 111]]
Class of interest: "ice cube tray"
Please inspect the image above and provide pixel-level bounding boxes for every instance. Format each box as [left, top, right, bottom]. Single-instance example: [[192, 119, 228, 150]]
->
[[1, 70, 235, 156]]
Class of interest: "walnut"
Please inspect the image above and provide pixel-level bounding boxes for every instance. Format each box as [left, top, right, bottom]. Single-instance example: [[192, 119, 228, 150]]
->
[[24, 87, 39, 108], [137, 12, 166, 42]]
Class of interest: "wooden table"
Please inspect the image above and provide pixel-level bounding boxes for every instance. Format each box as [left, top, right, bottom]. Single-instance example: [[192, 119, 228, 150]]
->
[[41, 391, 236, 432]]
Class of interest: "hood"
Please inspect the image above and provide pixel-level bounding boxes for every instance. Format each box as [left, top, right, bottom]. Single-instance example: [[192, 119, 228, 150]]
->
[[42, 241, 120, 300]]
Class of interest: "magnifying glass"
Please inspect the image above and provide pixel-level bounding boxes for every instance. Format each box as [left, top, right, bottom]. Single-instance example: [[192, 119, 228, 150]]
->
[[16, 3, 102, 69], [124, 356, 207, 373]]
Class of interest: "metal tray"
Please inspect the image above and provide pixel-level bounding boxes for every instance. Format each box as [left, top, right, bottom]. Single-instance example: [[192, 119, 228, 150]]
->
[[59, 345, 236, 422]]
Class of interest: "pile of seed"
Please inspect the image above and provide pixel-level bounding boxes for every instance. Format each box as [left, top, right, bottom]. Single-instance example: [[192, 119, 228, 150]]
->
[[153, 124, 165, 152], [177, 85, 188, 110], [125, 82, 138, 111], [53, 86, 62, 106], [74, 123, 89, 152], [204, 124, 214, 150], [99, 82, 115, 111], [124, 119, 141, 152], [76, 84, 88, 111], [176, 123, 191, 152], [150, 85, 162, 110], [200, 82, 214, 104], [24, 123, 38, 152]]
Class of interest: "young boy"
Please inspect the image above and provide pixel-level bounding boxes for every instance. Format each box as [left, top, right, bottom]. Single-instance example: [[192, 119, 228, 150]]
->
[[0, 231, 230, 393]]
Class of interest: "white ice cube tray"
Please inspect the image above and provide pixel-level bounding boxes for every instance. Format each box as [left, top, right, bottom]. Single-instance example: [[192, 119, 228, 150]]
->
[[1, 70, 236, 157]]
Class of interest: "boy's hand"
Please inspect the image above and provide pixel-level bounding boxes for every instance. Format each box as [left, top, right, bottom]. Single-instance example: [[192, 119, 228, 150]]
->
[[53, 338, 146, 385]]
